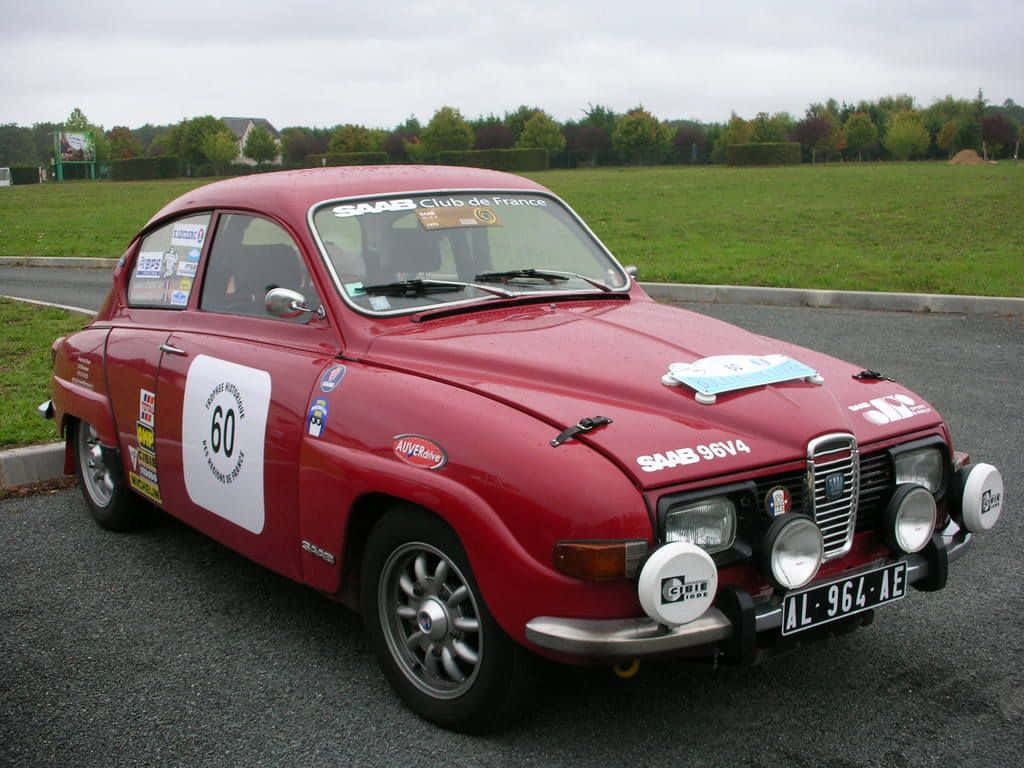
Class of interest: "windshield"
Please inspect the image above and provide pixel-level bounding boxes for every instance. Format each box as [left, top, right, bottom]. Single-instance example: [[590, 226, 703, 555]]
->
[[310, 191, 629, 314]]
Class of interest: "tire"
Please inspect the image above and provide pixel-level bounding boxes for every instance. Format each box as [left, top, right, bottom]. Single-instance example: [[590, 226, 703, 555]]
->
[[72, 419, 141, 531], [361, 504, 527, 733]]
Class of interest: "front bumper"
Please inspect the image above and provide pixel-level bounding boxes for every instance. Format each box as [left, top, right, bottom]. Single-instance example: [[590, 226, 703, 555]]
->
[[525, 520, 971, 658]]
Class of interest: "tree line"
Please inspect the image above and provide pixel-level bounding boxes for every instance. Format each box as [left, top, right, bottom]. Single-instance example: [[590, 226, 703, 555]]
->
[[1, 93, 1021, 173]]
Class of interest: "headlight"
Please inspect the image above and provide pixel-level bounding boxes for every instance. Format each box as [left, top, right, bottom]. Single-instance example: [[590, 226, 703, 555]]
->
[[664, 496, 736, 554], [894, 447, 944, 493], [885, 484, 937, 553], [761, 515, 824, 590]]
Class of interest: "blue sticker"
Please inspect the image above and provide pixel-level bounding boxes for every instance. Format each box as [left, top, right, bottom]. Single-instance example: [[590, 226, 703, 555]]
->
[[187, 249, 201, 262], [170, 290, 189, 306], [320, 364, 347, 393], [307, 398, 329, 438]]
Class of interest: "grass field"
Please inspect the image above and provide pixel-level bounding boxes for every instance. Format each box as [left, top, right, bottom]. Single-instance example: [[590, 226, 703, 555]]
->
[[0, 298, 89, 447], [0, 163, 1021, 295]]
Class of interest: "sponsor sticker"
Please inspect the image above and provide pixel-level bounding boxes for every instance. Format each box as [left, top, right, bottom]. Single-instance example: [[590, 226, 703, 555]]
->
[[137, 447, 158, 484], [187, 248, 201, 262], [128, 445, 138, 470], [136, 421, 155, 451], [368, 296, 391, 311], [416, 205, 501, 231], [637, 439, 751, 473], [176, 260, 198, 278], [848, 393, 931, 425], [661, 575, 710, 605], [170, 290, 189, 307], [182, 355, 271, 534], [139, 388, 156, 427], [320, 364, 347, 393], [135, 251, 164, 279], [765, 485, 792, 516], [392, 434, 447, 470], [129, 471, 161, 504], [307, 398, 329, 437], [162, 250, 178, 278], [170, 222, 207, 247]]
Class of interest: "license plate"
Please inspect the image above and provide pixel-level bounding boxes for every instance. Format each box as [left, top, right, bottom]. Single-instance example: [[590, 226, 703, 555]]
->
[[781, 561, 907, 636]]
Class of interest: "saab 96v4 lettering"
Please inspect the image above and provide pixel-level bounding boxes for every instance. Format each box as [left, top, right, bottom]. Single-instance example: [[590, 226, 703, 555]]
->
[[40, 166, 1005, 732]]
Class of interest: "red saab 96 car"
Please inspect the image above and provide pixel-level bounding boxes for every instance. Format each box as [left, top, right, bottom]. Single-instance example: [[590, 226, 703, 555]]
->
[[41, 166, 1005, 732]]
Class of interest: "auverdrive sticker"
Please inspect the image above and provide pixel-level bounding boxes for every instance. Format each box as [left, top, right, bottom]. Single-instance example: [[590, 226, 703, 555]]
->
[[181, 355, 271, 534]]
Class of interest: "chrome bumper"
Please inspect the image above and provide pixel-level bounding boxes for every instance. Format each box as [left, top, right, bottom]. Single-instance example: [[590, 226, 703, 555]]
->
[[525, 522, 972, 658]]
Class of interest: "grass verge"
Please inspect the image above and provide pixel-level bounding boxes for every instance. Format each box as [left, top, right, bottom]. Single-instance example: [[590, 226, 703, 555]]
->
[[0, 163, 1021, 295], [0, 298, 90, 448]]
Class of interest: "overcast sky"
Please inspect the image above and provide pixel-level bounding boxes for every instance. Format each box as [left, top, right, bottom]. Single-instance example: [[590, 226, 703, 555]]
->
[[2, 0, 1021, 130]]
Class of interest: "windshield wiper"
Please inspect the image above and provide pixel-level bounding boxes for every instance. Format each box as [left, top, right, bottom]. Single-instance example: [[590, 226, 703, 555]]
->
[[360, 278, 515, 298], [474, 268, 612, 292]]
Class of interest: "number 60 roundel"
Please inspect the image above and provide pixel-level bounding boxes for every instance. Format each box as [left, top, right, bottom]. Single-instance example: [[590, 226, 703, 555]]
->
[[182, 354, 271, 534]]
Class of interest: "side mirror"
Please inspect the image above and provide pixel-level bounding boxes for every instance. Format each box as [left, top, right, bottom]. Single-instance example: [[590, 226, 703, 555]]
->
[[624, 265, 638, 281], [265, 287, 322, 319]]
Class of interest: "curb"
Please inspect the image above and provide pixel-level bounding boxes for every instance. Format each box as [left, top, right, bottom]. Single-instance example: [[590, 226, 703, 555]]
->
[[0, 442, 65, 490], [2, 257, 1021, 316], [640, 282, 1024, 316], [0, 256, 116, 269]]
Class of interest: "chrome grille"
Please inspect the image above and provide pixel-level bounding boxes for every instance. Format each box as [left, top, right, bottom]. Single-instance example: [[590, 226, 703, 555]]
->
[[807, 433, 860, 560], [856, 451, 893, 530]]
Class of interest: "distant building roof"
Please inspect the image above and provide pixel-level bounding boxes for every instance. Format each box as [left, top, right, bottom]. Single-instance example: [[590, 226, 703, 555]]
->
[[221, 117, 280, 140]]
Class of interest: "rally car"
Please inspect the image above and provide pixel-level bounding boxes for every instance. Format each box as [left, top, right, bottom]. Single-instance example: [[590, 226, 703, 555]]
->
[[41, 166, 1005, 732]]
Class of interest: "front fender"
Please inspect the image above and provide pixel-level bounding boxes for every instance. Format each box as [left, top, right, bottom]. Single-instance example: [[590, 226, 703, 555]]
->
[[297, 364, 652, 647]]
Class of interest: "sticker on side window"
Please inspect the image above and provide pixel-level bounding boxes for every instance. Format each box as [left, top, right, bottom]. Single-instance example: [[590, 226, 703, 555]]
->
[[181, 355, 271, 534]]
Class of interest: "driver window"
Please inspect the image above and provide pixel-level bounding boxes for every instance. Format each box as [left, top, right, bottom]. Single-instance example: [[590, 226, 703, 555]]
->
[[200, 214, 321, 321]]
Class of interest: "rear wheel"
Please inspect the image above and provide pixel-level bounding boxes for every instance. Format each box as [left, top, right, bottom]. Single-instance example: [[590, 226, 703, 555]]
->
[[73, 420, 141, 531], [361, 505, 526, 732]]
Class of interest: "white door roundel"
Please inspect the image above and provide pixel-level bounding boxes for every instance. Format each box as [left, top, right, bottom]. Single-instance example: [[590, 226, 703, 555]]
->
[[182, 354, 271, 533]]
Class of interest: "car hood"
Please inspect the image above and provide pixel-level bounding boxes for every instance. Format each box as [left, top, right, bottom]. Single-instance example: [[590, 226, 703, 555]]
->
[[364, 296, 943, 489]]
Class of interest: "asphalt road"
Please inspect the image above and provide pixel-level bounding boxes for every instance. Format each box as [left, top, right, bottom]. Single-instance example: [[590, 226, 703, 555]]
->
[[1, 271, 1023, 767], [0, 264, 113, 311]]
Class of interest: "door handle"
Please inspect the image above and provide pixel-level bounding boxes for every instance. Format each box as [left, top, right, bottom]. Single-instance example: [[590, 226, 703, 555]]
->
[[159, 343, 187, 356]]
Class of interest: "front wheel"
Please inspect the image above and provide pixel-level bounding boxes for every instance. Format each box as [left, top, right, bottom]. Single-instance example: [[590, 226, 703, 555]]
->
[[361, 505, 526, 732], [73, 420, 141, 531]]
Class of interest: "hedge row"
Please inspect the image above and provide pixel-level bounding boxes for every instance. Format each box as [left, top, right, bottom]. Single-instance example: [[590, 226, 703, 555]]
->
[[305, 152, 389, 167], [438, 148, 549, 172], [109, 155, 180, 180], [9, 166, 40, 184], [726, 142, 801, 166]]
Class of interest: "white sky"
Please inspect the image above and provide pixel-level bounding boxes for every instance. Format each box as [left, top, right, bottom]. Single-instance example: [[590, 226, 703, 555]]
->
[[1, 0, 1021, 130]]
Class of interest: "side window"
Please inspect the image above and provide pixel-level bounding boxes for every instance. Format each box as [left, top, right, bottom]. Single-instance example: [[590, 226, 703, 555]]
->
[[127, 213, 211, 308], [200, 214, 321, 321]]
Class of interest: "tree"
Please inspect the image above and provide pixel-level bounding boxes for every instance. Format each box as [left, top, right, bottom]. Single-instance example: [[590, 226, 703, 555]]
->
[[472, 116, 514, 150], [0, 124, 37, 165], [936, 120, 958, 158], [243, 125, 277, 166], [420, 106, 474, 155], [504, 105, 542, 142], [981, 114, 1018, 160], [64, 107, 90, 130], [515, 111, 565, 155], [791, 115, 830, 163], [328, 124, 373, 154], [169, 116, 231, 174], [749, 112, 792, 143], [711, 113, 752, 163], [673, 124, 707, 163], [280, 126, 327, 164], [107, 126, 143, 159], [883, 111, 929, 160], [612, 107, 661, 165], [201, 129, 238, 176], [844, 113, 878, 160]]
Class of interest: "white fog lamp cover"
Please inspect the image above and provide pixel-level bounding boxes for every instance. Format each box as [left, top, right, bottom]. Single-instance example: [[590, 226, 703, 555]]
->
[[961, 463, 1004, 532], [638, 542, 718, 626]]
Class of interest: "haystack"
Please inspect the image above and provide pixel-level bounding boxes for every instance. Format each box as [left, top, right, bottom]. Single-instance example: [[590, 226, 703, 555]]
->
[[949, 149, 984, 165]]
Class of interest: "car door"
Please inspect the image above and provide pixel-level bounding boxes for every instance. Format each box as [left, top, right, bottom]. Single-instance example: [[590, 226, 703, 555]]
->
[[105, 213, 211, 505], [152, 212, 341, 581]]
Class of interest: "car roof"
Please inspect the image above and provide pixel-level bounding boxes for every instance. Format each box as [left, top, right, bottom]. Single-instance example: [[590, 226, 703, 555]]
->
[[148, 165, 550, 229]]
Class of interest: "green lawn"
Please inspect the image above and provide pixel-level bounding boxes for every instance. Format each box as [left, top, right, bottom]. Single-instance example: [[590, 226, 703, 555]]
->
[[1, 163, 1021, 295], [0, 298, 90, 447]]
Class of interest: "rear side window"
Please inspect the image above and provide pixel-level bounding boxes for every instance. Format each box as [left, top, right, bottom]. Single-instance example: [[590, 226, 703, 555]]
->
[[200, 214, 320, 321], [127, 213, 211, 308]]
